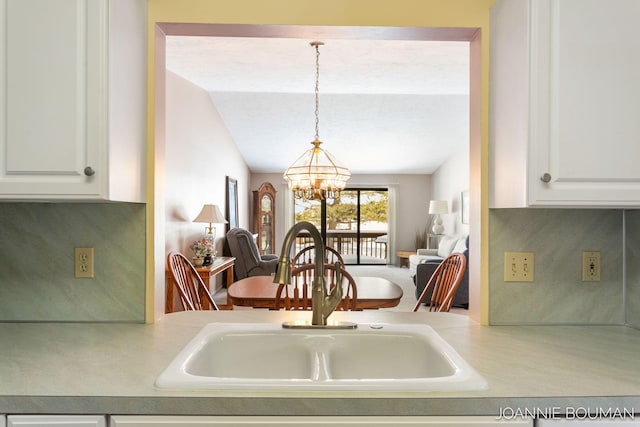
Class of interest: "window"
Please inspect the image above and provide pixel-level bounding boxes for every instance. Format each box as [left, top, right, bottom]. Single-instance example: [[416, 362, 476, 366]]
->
[[294, 188, 388, 265]]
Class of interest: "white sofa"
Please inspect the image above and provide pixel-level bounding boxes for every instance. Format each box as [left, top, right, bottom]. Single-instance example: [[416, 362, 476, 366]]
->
[[408, 235, 468, 280]]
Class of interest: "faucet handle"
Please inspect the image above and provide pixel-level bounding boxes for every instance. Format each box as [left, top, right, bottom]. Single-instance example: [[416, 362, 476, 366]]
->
[[334, 261, 343, 282], [323, 262, 344, 314]]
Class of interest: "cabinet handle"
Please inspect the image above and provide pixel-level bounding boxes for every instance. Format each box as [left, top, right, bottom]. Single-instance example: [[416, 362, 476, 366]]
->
[[540, 173, 551, 183], [84, 166, 95, 177]]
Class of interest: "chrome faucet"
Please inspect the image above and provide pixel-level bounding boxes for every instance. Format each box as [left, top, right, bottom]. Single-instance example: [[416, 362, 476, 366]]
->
[[274, 221, 354, 328]]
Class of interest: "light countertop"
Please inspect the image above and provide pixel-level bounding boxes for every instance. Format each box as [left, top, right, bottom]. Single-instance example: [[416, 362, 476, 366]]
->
[[0, 310, 639, 416]]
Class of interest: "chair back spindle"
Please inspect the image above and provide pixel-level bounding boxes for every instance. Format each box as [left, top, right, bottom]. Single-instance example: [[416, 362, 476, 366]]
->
[[167, 251, 219, 311], [413, 253, 466, 312], [276, 263, 358, 311], [291, 245, 344, 268]]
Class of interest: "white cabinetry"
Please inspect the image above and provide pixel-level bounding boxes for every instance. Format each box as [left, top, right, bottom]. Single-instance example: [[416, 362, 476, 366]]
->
[[538, 419, 640, 426], [490, 0, 640, 207], [7, 415, 105, 427], [0, 0, 146, 201], [110, 415, 532, 426]]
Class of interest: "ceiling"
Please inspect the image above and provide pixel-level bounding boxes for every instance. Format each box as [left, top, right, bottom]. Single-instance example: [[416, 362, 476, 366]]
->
[[165, 36, 470, 175]]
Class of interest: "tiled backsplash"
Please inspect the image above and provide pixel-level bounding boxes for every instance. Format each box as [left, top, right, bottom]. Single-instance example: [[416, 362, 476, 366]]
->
[[0, 203, 145, 322], [0, 202, 635, 326], [625, 210, 640, 328], [489, 209, 625, 325]]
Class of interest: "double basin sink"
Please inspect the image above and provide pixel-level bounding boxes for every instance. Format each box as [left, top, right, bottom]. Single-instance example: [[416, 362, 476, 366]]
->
[[155, 322, 487, 391]]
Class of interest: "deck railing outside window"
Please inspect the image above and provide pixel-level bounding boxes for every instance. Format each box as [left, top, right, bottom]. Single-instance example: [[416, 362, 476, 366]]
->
[[294, 230, 387, 264]]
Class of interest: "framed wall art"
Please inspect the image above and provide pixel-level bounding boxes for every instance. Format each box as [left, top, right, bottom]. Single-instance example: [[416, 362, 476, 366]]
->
[[461, 190, 469, 225]]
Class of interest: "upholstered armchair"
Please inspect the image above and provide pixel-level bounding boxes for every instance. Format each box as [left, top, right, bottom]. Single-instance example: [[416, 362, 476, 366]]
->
[[226, 228, 279, 280]]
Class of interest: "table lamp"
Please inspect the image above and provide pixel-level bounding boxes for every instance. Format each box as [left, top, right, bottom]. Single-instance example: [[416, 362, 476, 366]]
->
[[429, 200, 448, 235], [193, 204, 228, 265]]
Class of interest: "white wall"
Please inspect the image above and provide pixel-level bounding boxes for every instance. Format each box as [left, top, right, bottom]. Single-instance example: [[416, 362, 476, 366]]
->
[[165, 71, 250, 261], [430, 146, 470, 237]]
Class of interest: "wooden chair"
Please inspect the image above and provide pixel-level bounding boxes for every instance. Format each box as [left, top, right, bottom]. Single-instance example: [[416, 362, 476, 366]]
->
[[275, 263, 358, 311], [167, 251, 219, 311], [413, 252, 467, 312], [291, 245, 344, 268]]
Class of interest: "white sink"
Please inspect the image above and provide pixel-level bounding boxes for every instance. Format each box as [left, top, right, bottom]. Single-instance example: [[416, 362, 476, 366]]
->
[[155, 323, 487, 391]]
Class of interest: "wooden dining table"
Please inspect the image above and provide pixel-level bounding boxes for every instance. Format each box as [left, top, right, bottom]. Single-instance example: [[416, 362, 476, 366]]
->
[[227, 275, 403, 310]]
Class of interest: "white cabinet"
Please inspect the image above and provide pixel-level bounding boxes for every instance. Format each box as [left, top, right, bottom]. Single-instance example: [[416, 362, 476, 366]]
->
[[490, 0, 640, 207], [110, 415, 532, 426], [0, 0, 146, 201], [7, 415, 105, 427], [538, 419, 640, 426]]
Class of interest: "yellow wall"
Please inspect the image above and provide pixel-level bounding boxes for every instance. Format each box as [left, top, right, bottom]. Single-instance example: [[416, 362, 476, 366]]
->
[[148, 0, 493, 27], [146, 0, 495, 323]]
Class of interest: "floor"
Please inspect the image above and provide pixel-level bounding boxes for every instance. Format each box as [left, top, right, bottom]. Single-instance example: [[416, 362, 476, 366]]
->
[[213, 264, 469, 315]]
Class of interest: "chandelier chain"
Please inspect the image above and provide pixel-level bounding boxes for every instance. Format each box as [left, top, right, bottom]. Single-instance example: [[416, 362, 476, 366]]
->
[[314, 43, 320, 141], [283, 41, 350, 201]]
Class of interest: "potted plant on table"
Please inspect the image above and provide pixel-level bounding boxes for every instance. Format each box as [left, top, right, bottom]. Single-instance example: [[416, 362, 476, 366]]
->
[[192, 236, 216, 267]]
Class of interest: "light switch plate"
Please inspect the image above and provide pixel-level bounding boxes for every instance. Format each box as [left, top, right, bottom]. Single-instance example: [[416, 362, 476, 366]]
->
[[504, 251, 534, 282]]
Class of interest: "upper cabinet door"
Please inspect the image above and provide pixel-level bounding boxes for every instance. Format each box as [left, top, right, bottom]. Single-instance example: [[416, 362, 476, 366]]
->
[[0, 0, 146, 201], [0, 0, 103, 197], [490, 0, 640, 207]]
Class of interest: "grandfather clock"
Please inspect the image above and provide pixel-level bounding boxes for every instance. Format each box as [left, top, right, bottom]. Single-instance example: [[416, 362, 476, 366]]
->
[[253, 182, 276, 255]]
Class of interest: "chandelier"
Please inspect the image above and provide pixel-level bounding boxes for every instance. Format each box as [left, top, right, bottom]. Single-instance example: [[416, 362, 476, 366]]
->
[[283, 41, 350, 201]]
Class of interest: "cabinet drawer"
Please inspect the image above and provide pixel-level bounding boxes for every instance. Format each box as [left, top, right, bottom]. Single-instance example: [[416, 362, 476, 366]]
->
[[8, 415, 105, 427]]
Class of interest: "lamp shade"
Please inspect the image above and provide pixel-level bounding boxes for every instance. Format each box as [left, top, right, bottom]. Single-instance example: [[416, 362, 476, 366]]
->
[[284, 140, 351, 201], [428, 200, 449, 215], [193, 204, 227, 224]]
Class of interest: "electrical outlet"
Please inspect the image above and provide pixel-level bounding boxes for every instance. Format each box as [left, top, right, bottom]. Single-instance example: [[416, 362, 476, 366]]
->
[[582, 251, 601, 282], [504, 251, 535, 282], [75, 247, 94, 278]]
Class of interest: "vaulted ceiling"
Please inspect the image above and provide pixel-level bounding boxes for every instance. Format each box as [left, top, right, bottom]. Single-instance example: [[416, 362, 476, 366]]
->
[[165, 36, 470, 175]]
